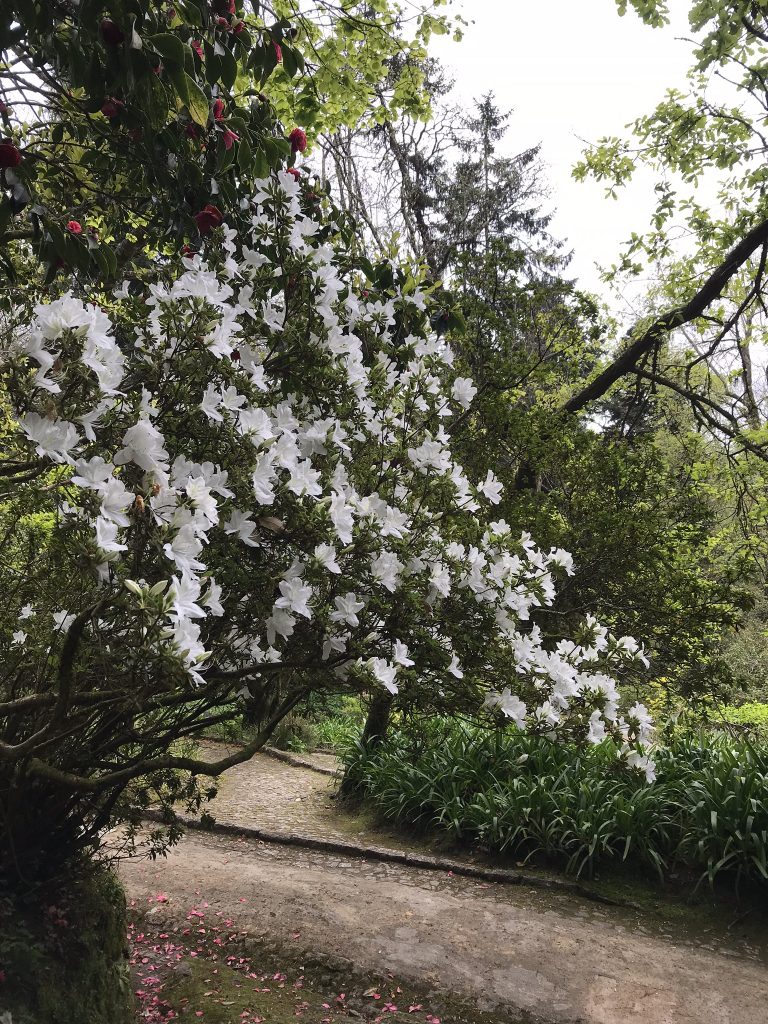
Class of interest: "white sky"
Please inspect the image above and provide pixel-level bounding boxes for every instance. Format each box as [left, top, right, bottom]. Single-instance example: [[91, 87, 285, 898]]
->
[[430, 0, 696, 299]]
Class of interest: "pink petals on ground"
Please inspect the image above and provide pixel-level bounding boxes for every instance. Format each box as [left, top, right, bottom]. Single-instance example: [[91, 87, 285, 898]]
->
[[129, 894, 448, 1023]]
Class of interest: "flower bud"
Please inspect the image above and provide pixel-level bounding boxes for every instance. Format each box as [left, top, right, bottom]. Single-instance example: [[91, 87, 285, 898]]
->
[[100, 18, 125, 46], [0, 142, 21, 167]]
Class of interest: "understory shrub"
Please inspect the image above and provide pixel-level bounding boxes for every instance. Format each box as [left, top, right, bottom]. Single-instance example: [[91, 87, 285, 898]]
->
[[270, 695, 366, 753], [344, 720, 768, 886], [718, 702, 768, 739]]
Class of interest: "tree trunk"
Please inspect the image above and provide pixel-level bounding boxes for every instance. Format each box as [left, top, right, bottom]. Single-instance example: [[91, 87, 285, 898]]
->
[[360, 690, 392, 748], [340, 691, 392, 796]]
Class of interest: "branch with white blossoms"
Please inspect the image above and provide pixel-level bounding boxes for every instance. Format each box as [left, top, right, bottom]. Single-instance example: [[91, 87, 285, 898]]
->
[[2, 168, 653, 779]]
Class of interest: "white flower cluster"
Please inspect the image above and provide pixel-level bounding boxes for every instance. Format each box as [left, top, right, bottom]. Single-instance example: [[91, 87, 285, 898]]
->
[[6, 169, 653, 770]]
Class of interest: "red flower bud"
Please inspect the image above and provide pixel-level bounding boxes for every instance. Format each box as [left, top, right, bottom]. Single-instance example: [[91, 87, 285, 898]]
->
[[231, 349, 241, 362], [0, 101, 8, 116], [0, 142, 21, 167], [288, 127, 307, 153], [212, 98, 225, 121], [100, 18, 125, 46], [232, 20, 246, 35], [191, 40, 204, 60], [181, 244, 196, 257], [273, 41, 283, 63], [66, 220, 83, 234], [216, 16, 229, 26], [222, 128, 239, 151], [101, 97, 124, 119], [185, 123, 200, 139], [286, 167, 301, 180], [194, 203, 224, 235]]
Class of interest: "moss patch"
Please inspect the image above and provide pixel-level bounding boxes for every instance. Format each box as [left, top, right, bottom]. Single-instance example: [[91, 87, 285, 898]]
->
[[130, 908, 534, 1024], [0, 866, 133, 1024]]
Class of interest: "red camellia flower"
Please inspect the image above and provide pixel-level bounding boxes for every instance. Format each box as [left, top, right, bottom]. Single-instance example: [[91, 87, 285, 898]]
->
[[273, 41, 283, 63], [191, 39, 204, 60], [0, 142, 21, 167], [216, 16, 229, 26], [288, 127, 307, 153], [101, 97, 124, 119], [66, 220, 83, 235], [100, 18, 125, 46], [212, 98, 225, 121], [194, 204, 224, 235], [222, 128, 239, 151]]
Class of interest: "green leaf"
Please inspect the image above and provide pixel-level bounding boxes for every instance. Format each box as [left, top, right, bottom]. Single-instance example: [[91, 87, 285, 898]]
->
[[147, 32, 187, 67], [92, 242, 118, 280], [177, 0, 205, 27], [282, 46, 298, 79], [253, 148, 270, 177], [166, 63, 190, 106], [184, 74, 210, 127], [218, 45, 238, 91], [237, 132, 252, 172], [135, 72, 169, 131]]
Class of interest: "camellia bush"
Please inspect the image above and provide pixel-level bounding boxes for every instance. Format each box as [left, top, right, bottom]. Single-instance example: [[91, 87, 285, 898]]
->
[[1, 166, 654, 882]]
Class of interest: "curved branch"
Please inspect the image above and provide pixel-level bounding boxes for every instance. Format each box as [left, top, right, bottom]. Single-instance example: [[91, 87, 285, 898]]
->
[[24, 688, 308, 792], [564, 215, 768, 414]]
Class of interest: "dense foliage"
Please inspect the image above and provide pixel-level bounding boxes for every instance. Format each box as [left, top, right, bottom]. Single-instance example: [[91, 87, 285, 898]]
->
[[3, 0, 768, 921], [345, 720, 768, 887], [0, 2, 659, 888]]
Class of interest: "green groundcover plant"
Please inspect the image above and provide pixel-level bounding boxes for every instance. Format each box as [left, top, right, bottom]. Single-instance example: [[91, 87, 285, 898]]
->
[[344, 719, 768, 887]]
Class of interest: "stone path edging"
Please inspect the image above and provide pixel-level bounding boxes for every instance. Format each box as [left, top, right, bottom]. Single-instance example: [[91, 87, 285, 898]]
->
[[143, 807, 640, 911], [262, 745, 340, 776]]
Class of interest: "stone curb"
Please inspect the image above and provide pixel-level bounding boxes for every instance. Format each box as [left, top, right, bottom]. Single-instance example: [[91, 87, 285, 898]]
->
[[196, 736, 340, 777], [262, 745, 340, 777], [143, 808, 640, 911]]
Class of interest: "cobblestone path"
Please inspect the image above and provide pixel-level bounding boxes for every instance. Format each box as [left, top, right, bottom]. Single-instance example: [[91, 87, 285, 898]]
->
[[120, 740, 768, 1024], [192, 741, 384, 847], [121, 829, 768, 1024]]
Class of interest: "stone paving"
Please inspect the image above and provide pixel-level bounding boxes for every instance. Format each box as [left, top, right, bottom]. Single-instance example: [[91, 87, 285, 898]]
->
[[191, 741, 369, 846]]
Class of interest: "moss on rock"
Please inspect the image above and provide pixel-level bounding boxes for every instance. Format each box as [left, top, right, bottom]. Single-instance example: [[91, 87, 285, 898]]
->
[[0, 865, 134, 1024]]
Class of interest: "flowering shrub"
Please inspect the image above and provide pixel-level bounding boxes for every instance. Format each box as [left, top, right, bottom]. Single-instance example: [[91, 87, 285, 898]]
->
[[0, 170, 652, 878]]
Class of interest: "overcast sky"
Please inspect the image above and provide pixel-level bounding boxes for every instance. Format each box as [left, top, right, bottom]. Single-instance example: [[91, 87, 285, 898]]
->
[[430, 0, 696, 300]]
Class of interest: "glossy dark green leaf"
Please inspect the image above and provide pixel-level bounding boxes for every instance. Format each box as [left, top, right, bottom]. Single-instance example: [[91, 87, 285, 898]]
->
[[147, 32, 187, 67]]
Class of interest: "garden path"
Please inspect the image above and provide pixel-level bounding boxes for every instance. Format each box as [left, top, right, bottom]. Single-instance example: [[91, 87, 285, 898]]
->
[[118, 742, 768, 1024]]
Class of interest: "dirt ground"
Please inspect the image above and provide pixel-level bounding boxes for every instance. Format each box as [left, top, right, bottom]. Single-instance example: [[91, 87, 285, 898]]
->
[[119, 827, 768, 1024]]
